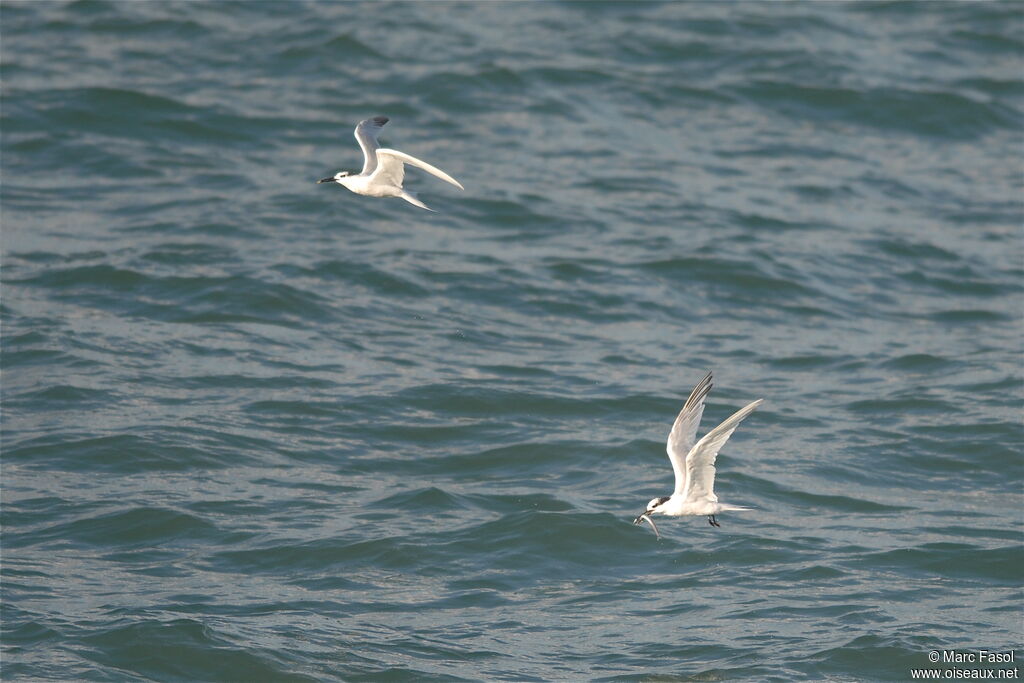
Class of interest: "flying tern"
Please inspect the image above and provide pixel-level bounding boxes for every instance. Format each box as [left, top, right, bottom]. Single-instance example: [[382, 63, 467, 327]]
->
[[633, 371, 762, 538], [317, 116, 464, 211]]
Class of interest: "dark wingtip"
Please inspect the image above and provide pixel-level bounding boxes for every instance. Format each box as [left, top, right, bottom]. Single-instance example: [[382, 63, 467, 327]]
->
[[372, 116, 389, 126]]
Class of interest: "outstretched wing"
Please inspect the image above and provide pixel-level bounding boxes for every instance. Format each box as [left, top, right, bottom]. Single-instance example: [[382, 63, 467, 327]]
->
[[355, 116, 389, 175], [666, 371, 713, 496], [368, 150, 406, 189], [681, 398, 763, 504], [374, 148, 464, 190]]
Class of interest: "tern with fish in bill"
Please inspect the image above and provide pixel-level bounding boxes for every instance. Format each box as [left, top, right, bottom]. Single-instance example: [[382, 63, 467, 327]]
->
[[633, 371, 762, 539]]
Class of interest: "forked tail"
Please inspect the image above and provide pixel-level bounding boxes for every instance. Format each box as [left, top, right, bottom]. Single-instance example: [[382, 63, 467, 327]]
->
[[399, 191, 435, 211]]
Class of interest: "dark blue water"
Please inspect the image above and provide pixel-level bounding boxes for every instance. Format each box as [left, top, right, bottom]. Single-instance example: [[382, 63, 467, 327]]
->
[[2, 2, 1022, 680]]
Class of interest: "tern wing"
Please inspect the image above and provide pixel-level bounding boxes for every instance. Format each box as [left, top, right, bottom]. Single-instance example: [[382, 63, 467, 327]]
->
[[680, 398, 763, 504], [367, 149, 406, 189], [666, 371, 713, 496], [375, 148, 464, 190], [355, 116, 389, 175]]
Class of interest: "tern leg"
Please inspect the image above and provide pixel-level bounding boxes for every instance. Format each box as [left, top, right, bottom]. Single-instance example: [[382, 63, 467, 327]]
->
[[708, 515, 721, 527]]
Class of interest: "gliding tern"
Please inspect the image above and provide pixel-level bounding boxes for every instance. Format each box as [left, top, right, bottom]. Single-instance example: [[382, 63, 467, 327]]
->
[[317, 116, 464, 211], [633, 371, 762, 538]]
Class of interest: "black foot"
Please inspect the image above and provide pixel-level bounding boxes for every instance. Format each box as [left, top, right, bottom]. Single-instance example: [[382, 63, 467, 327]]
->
[[708, 515, 721, 527]]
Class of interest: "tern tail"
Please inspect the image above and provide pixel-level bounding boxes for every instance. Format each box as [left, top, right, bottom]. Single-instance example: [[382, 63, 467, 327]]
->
[[399, 191, 435, 211], [717, 504, 752, 512]]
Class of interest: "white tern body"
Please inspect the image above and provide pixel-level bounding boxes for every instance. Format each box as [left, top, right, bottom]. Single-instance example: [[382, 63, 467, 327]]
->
[[318, 116, 464, 211], [633, 371, 763, 538]]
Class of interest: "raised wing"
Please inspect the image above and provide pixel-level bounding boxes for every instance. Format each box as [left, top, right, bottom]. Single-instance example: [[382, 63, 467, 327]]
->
[[680, 398, 763, 504], [666, 371, 713, 496], [374, 148, 464, 190], [355, 116, 389, 175]]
